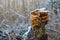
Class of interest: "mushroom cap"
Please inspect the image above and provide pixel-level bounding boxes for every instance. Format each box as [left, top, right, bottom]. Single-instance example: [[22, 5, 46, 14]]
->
[[30, 8, 49, 29]]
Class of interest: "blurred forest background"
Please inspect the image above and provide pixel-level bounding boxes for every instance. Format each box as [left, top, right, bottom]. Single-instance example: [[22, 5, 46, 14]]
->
[[0, 0, 60, 40]]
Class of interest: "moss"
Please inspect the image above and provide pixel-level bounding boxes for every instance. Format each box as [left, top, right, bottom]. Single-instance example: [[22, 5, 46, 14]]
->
[[58, 36, 60, 40]]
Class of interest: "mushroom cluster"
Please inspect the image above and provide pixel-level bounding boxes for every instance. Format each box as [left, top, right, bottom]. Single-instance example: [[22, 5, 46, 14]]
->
[[30, 8, 49, 30], [30, 8, 49, 40]]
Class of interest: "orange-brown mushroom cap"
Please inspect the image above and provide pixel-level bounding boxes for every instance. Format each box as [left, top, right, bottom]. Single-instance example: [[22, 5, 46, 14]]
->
[[30, 9, 49, 30]]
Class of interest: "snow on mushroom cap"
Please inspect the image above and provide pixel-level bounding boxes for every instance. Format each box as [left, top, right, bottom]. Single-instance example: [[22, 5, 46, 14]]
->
[[35, 8, 50, 12]]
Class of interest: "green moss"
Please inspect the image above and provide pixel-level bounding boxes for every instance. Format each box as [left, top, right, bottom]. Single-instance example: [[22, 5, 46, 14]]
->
[[58, 36, 60, 40]]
